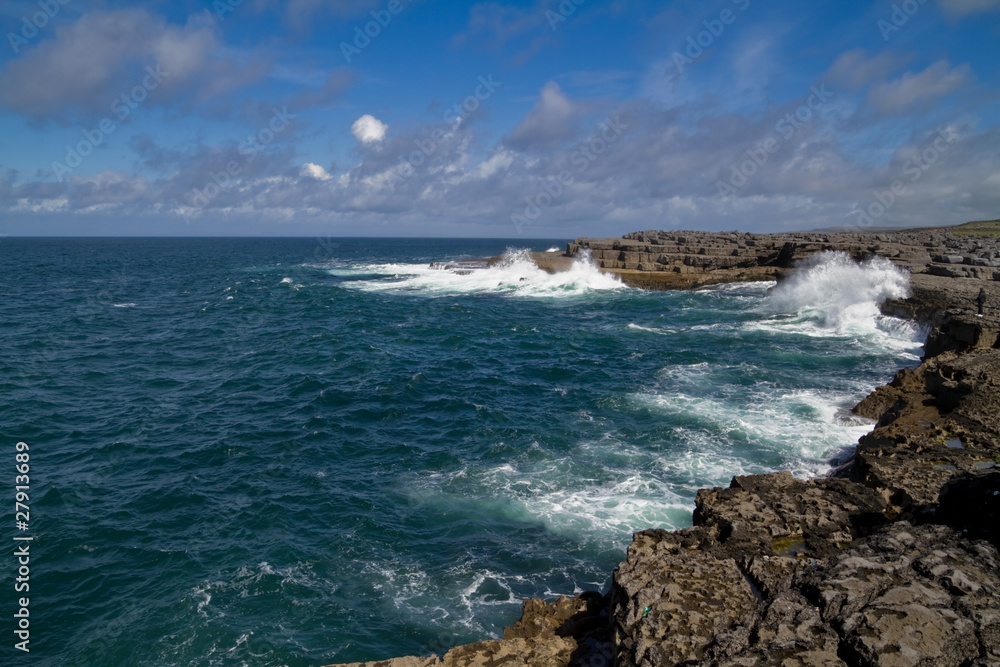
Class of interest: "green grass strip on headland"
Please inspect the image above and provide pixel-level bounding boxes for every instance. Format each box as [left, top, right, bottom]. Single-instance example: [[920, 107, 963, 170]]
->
[[946, 219, 1000, 238]]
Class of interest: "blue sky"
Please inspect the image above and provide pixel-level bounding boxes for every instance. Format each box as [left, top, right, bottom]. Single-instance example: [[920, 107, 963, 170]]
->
[[0, 0, 998, 237]]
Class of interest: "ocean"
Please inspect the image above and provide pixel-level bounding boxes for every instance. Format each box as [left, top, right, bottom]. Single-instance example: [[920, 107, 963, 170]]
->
[[0, 237, 922, 666]]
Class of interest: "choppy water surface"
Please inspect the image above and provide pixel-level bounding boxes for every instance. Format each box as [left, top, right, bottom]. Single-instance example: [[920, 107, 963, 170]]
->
[[0, 238, 922, 666]]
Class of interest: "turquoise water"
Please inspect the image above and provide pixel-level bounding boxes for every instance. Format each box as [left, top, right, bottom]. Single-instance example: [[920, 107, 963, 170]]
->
[[0, 238, 922, 666]]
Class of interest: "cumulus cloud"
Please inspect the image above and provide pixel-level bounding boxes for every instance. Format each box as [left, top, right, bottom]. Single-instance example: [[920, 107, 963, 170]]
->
[[866, 61, 971, 115], [503, 82, 580, 150], [351, 114, 388, 144], [300, 163, 333, 181], [0, 9, 165, 120]]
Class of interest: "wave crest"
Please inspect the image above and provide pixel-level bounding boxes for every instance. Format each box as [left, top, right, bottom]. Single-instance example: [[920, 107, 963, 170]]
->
[[764, 251, 912, 330], [333, 247, 624, 297]]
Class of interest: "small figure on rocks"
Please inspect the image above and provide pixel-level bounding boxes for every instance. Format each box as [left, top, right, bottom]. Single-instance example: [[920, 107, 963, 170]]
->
[[976, 287, 986, 316]]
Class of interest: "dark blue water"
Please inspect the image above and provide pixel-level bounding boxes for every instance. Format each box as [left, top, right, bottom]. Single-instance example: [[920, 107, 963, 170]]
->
[[0, 238, 921, 666]]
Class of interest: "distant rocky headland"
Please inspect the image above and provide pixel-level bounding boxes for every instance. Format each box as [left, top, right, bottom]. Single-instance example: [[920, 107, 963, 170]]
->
[[331, 222, 1000, 667], [531, 225, 1000, 290]]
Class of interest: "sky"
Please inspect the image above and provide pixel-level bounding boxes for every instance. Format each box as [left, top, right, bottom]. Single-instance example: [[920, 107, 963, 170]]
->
[[0, 0, 998, 238]]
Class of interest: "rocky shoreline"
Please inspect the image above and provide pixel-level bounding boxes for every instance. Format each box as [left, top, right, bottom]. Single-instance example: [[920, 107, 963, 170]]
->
[[330, 226, 1000, 667]]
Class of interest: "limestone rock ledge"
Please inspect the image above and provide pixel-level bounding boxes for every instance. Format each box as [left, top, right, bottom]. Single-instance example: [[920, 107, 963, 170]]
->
[[609, 474, 999, 666], [558, 228, 999, 290]]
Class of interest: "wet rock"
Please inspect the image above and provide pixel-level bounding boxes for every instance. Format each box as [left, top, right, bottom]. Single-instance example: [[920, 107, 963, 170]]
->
[[610, 528, 757, 666]]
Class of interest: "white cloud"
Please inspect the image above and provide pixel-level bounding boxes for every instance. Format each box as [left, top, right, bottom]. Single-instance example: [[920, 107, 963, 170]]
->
[[149, 14, 218, 82], [866, 61, 971, 115], [470, 150, 514, 180], [300, 163, 333, 181], [504, 82, 580, 149], [351, 114, 388, 144], [0, 9, 267, 122], [0, 9, 160, 119]]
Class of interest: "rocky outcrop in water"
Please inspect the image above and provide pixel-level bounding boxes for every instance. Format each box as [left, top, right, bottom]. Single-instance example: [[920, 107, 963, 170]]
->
[[328, 226, 1000, 667], [329, 593, 611, 666]]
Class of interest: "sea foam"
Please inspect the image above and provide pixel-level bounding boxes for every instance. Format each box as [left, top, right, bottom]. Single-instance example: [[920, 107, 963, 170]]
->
[[763, 251, 912, 329], [333, 248, 624, 297]]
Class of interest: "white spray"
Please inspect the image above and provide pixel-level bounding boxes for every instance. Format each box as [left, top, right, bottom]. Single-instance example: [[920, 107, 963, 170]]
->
[[764, 251, 912, 332]]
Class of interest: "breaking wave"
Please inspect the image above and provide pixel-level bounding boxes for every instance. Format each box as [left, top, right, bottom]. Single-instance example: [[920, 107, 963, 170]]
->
[[330, 248, 625, 297]]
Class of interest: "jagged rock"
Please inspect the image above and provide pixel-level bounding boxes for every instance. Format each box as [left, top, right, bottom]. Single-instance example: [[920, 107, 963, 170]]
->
[[850, 347, 1000, 515], [801, 523, 997, 667], [610, 528, 758, 666], [608, 492, 1000, 666], [694, 472, 889, 559], [852, 366, 925, 422], [439, 636, 577, 666]]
